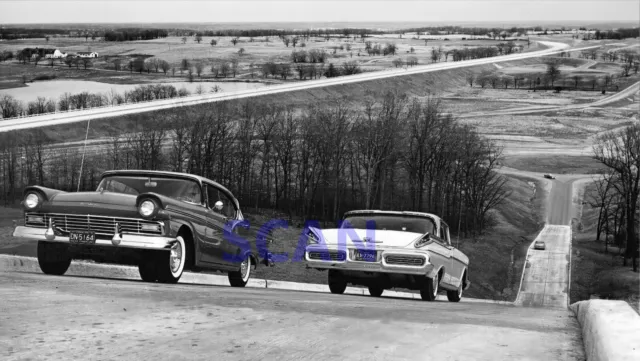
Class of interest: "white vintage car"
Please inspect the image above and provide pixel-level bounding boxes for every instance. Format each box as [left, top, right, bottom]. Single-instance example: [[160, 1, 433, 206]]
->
[[305, 210, 470, 301]]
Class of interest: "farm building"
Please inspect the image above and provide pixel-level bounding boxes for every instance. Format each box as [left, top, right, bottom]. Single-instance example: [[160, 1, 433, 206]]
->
[[44, 49, 67, 59], [76, 51, 98, 58]]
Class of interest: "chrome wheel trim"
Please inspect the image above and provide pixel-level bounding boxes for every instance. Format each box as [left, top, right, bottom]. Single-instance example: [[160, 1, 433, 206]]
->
[[240, 256, 251, 282], [169, 236, 185, 276], [433, 274, 439, 297]]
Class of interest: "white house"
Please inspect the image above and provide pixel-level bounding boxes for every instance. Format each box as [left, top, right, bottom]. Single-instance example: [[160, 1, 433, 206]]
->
[[76, 51, 99, 58], [45, 49, 67, 59]]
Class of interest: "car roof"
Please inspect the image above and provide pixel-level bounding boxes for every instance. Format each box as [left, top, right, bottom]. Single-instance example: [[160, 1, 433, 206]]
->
[[343, 210, 441, 221], [100, 169, 235, 199]]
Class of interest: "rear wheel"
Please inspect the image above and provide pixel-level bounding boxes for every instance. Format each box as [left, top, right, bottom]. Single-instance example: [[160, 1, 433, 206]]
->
[[447, 281, 463, 302], [228, 254, 252, 287], [420, 273, 439, 301], [37, 241, 71, 275], [155, 236, 186, 284], [328, 270, 347, 294], [368, 286, 384, 297]]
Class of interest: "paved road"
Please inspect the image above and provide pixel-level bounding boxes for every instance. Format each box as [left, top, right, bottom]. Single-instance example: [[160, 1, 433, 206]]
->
[[0, 42, 601, 133], [0, 271, 584, 361], [515, 175, 589, 309]]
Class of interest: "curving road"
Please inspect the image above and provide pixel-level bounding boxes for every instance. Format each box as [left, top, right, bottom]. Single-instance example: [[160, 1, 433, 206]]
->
[[458, 80, 640, 119], [0, 42, 603, 133]]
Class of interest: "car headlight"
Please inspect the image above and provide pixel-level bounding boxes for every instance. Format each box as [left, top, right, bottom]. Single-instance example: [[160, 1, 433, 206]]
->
[[24, 193, 40, 209], [139, 200, 156, 217]]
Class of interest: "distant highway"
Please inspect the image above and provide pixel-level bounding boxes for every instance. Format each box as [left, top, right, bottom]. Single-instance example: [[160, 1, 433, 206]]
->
[[0, 41, 601, 133]]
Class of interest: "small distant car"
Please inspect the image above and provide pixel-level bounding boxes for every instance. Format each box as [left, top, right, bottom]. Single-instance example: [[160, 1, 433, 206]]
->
[[534, 241, 546, 250], [543, 174, 555, 179]]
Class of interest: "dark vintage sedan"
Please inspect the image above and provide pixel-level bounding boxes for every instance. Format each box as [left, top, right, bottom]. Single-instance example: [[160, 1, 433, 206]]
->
[[12, 170, 273, 285]]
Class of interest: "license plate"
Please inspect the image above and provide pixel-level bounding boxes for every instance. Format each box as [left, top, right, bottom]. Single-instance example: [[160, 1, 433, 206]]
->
[[69, 231, 96, 244], [354, 250, 377, 262]]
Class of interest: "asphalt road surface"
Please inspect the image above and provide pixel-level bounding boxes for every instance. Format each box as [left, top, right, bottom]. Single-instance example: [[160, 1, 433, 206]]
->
[[0, 41, 602, 133], [0, 271, 584, 361], [516, 175, 585, 309]]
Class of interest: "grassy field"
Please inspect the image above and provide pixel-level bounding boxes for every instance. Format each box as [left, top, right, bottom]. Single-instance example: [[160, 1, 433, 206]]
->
[[0, 172, 546, 301], [1, 35, 534, 75], [570, 182, 640, 314]]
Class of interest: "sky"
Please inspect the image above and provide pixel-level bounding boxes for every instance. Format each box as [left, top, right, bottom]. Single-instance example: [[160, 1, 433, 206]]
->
[[0, 0, 638, 24]]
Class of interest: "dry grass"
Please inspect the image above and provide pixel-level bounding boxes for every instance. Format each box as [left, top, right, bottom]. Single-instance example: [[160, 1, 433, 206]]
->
[[0, 35, 531, 80], [501, 155, 609, 175]]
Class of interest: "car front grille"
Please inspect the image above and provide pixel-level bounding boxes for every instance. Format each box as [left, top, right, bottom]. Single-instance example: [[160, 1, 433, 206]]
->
[[25, 212, 163, 236], [308, 251, 346, 262], [385, 255, 426, 266]]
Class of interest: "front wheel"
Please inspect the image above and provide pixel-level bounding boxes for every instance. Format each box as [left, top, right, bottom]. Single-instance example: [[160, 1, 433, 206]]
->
[[228, 254, 252, 287], [37, 241, 72, 275], [155, 236, 186, 284], [328, 270, 347, 294], [420, 273, 439, 301]]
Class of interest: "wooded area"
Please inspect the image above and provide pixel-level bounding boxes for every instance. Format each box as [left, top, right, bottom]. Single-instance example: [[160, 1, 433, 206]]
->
[[0, 92, 510, 236]]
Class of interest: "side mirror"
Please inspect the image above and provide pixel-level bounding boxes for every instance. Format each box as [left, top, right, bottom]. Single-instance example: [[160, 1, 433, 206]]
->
[[214, 200, 223, 211]]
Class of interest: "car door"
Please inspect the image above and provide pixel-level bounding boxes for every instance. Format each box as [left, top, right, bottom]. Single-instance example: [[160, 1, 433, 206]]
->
[[428, 220, 452, 285], [198, 184, 227, 265], [205, 184, 241, 266], [440, 221, 456, 287]]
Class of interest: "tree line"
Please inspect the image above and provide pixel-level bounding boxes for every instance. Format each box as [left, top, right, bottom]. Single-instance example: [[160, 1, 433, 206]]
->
[[0, 84, 194, 119], [589, 123, 640, 272], [464, 59, 637, 91], [0, 92, 510, 237], [103, 28, 169, 41]]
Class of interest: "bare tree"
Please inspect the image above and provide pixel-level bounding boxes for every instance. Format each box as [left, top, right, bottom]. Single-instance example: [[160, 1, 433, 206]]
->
[[210, 39, 217, 46], [230, 58, 239, 77], [231, 37, 239, 46], [181, 37, 187, 44], [545, 60, 561, 86], [160, 60, 170, 75], [195, 62, 204, 77], [195, 34, 203, 43], [593, 124, 640, 271], [466, 74, 475, 87], [81, 58, 92, 70]]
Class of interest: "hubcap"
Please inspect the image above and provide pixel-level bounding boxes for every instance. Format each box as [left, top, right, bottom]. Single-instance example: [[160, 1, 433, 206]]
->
[[170, 242, 182, 273], [240, 257, 249, 280], [433, 275, 439, 296]]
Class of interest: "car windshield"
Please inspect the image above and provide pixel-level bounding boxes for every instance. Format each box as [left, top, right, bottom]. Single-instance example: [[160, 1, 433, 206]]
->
[[96, 175, 202, 204], [340, 214, 435, 234]]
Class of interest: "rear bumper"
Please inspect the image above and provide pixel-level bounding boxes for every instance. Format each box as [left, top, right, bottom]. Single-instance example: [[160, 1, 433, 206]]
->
[[305, 245, 433, 276], [13, 226, 177, 251]]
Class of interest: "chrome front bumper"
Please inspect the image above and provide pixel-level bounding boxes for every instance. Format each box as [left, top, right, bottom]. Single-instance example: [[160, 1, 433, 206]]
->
[[13, 226, 177, 250], [305, 245, 434, 276]]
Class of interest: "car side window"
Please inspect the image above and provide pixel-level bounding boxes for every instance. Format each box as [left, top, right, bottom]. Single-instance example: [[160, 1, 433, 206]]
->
[[206, 185, 236, 219]]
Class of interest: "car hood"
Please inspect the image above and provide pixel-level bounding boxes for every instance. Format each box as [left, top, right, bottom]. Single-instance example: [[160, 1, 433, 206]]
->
[[40, 191, 139, 217], [309, 228, 423, 248]]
